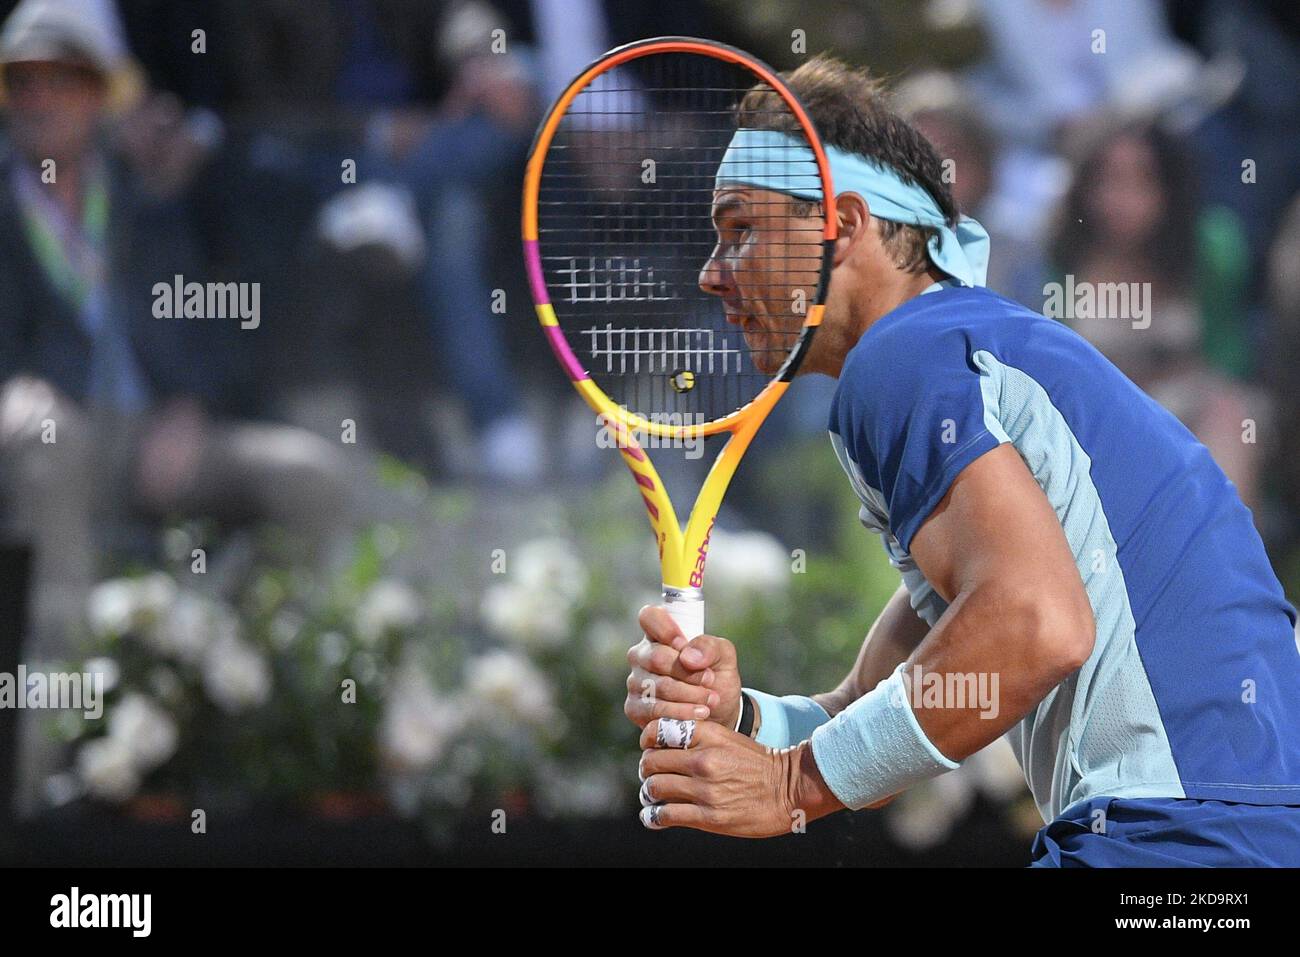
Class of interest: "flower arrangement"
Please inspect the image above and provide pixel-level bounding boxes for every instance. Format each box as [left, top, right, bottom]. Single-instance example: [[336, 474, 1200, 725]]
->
[[48, 448, 1033, 842]]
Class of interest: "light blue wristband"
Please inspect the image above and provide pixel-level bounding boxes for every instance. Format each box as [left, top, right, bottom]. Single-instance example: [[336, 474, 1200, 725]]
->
[[742, 688, 831, 749], [809, 663, 961, 810]]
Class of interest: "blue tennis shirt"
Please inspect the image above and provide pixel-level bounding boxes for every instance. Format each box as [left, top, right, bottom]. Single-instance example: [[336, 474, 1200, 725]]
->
[[828, 284, 1300, 826]]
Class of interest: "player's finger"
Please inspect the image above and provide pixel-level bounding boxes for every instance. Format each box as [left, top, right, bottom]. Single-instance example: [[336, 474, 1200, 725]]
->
[[639, 802, 709, 831], [625, 695, 710, 726], [627, 639, 710, 684], [626, 667, 718, 708], [644, 714, 731, 750], [640, 773, 706, 807], [640, 716, 733, 751], [637, 604, 687, 650], [638, 747, 693, 781], [642, 717, 699, 751], [676, 634, 732, 672]]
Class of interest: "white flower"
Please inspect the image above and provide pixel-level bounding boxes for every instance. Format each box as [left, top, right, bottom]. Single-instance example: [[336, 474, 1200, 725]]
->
[[76, 737, 140, 802], [696, 528, 791, 603], [135, 573, 179, 619], [43, 772, 83, 808], [464, 650, 557, 726], [87, 581, 134, 637], [379, 665, 463, 771], [355, 580, 423, 644], [967, 736, 1029, 802], [480, 581, 572, 649], [84, 656, 119, 694], [480, 582, 526, 639], [145, 591, 234, 665], [585, 620, 632, 679], [318, 630, 349, 668], [883, 769, 976, 852], [480, 537, 588, 648], [269, 610, 305, 651], [201, 632, 272, 714], [162, 526, 195, 563], [512, 538, 588, 600], [86, 573, 177, 638], [108, 693, 178, 772]]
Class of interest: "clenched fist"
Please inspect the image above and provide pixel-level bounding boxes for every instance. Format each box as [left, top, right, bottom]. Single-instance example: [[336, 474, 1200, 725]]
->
[[623, 605, 744, 730]]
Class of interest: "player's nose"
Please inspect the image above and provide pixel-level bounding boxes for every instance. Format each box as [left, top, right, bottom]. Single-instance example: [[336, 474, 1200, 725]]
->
[[698, 246, 731, 297]]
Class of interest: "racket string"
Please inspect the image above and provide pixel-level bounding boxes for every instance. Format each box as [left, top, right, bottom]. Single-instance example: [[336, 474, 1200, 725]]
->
[[537, 53, 826, 422]]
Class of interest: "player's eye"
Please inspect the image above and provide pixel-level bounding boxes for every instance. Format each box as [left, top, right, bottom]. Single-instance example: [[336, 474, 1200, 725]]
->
[[724, 222, 752, 246]]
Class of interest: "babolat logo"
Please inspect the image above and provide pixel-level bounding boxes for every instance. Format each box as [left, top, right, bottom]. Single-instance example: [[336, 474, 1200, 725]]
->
[[49, 887, 151, 937], [688, 519, 716, 588]]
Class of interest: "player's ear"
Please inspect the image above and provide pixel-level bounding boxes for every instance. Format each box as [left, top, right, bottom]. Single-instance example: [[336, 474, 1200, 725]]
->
[[832, 191, 871, 266]]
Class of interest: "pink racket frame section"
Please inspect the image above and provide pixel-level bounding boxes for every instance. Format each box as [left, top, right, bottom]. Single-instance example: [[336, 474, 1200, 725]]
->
[[524, 239, 588, 382]]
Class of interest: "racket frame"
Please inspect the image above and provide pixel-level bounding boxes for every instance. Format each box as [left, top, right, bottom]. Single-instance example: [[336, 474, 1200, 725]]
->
[[522, 36, 836, 634]]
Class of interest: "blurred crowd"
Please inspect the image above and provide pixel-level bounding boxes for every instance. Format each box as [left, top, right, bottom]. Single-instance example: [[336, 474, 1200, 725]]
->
[[1, 0, 1298, 663], [895, 0, 1300, 542]]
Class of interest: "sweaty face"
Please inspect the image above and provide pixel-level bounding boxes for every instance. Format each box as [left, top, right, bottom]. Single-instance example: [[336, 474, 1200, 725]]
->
[[698, 187, 824, 375]]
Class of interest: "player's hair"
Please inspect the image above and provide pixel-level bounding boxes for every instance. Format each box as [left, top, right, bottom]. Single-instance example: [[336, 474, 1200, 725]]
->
[[736, 54, 959, 275]]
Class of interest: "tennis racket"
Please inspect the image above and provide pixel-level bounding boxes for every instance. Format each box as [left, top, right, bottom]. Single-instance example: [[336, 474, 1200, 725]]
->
[[522, 36, 835, 641]]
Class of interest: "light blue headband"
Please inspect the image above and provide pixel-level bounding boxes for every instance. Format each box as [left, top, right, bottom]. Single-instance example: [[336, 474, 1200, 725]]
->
[[714, 128, 989, 288]]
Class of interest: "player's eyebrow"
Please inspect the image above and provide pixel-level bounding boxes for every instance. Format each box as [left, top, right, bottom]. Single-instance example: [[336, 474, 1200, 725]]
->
[[711, 194, 748, 226]]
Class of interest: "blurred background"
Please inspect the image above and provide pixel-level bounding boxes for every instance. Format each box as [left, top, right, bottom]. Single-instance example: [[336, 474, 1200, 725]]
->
[[0, 0, 1297, 866]]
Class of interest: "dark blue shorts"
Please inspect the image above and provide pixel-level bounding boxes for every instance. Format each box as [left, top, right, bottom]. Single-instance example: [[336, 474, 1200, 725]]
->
[[1030, 796, 1300, 867]]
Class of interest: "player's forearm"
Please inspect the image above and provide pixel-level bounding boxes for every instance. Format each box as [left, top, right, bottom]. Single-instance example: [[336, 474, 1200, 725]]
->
[[812, 584, 929, 718], [902, 581, 1094, 762], [801, 578, 1091, 812]]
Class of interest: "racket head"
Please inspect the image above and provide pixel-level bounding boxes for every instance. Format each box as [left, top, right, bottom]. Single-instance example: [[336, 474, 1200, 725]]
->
[[522, 37, 836, 440]]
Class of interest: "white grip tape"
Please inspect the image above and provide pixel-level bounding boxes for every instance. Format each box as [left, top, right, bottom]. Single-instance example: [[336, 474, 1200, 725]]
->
[[664, 593, 704, 641]]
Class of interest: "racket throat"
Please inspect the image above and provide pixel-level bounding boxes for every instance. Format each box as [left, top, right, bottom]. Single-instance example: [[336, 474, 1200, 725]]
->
[[662, 585, 704, 640]]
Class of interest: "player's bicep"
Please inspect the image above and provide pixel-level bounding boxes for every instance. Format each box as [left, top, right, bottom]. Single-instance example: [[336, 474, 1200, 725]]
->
[[908, 443, 1086, 615]]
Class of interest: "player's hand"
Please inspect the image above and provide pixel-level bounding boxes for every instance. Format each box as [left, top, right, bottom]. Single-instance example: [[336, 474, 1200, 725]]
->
[[623, 605, 744, 729], [637, 719, 838, 838]]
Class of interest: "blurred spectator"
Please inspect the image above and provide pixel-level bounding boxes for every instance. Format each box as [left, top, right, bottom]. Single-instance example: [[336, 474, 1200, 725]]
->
[[964, 0, 1209, 254], [151, 0, 548, 481], [1263, 193, 1300, 553], [392, 14, 543, 481], [896, 70, 1043, 308], [1169, 0, 1300, 333], [0, 0, 356, 659], [967, 0, 1204, 150], [1046, 119, 1266, 509], [108, 1, 753, 482]]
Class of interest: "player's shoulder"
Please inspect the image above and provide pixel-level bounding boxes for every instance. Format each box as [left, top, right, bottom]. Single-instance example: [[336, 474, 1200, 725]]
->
[[838, 285, 1036, 397]]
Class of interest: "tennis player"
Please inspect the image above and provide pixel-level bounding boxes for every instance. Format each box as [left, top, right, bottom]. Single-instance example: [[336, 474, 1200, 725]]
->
[[623, 56, 1300, 864]]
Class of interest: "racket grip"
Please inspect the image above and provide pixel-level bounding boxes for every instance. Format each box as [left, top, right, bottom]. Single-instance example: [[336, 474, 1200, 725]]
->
[[663, 586, 704, 641]]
